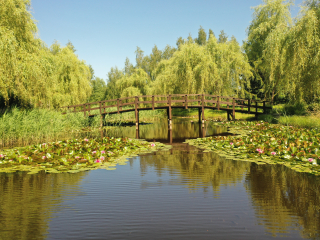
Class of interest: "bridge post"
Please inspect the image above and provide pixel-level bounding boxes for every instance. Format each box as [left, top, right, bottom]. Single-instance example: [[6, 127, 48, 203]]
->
[[248, 99, 251, 114], [117, 99, 120, 114], [135, 96, 139, 130], [217, 96, 220, 110], [185, 95, 188, 109], [263, 101, 266, 114], [168, 95, 172, 128], [83, 104, 86, 117], [232, 98, 235, 121], [198, 108, 201, 123], [99, 101, 103, 127], [201, 94, 205, 125], [152, 96, 154, 110]]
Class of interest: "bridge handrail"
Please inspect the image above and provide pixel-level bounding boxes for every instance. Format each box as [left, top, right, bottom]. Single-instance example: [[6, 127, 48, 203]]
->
[[61, 94, 272, 117]]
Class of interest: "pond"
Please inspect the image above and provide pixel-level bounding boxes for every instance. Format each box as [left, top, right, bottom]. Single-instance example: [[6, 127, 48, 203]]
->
[[0, 118, 320, 239]]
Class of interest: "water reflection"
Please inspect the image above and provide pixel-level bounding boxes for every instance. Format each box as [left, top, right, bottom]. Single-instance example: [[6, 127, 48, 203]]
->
[[106, 118, 227, 143], [0, 171, 87, 239], [245, 164, 320, 239], [139, 145, 250, 195]]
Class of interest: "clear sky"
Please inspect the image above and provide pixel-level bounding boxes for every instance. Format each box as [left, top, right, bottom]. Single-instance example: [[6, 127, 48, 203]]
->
[[30, 0, 304, 81]]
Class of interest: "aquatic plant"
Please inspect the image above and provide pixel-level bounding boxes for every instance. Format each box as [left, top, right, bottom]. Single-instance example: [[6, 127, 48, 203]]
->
[[186, 121, 320, 175], [0, 137, 171, 174]]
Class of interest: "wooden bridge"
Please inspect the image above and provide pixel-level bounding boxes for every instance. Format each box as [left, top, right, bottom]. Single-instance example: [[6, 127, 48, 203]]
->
[[62, 94, 272, 128]]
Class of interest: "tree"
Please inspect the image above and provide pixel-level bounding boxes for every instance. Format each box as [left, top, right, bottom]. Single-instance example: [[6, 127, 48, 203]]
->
[[218, 30, 228, 43], [195, 26, 207, 45], [0, 0, 92, 108], [176, 37, 185, 48], [89, 77, 107, 102], [150, 37, 252, 97], [208, 29, 215, 40], [66, 40, 76, 53], [104, 67, 123, 100], [243, 0, 293, 102], [282, 0, 320, 103], [124, 57, 134, 76], [135, 46, 144, 69]]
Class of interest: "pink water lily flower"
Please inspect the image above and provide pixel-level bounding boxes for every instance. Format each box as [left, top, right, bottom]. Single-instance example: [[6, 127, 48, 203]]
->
[[84, 138, 89, 142], [101, 150, 106, 154], [95, 159, 101, 163], [230, 142, 233, 145], [92, 151, 97, 154], [42, 156, 46, 159], [256, 148, 263, 154], [308, 158, 314, 162], [0, 154, 4, 158], [151, 143, 156, 147], [100, 156, 105, 161], [271, 152, 276, 156]]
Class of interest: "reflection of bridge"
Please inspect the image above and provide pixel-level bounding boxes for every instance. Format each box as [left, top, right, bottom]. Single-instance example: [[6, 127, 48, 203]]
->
[[62, 94, 272, 128]]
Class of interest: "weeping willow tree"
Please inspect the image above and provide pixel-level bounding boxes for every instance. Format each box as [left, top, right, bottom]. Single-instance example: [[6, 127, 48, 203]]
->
[[0, 0, 92, 108], [149, 34, 252, 97], [244, 0, 320, 104], [283, 0, 320, 103], [243, 0, 293, 102]]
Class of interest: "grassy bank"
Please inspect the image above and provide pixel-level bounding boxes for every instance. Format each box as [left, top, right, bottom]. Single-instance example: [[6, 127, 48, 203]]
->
[[258, 103, 320, 128]]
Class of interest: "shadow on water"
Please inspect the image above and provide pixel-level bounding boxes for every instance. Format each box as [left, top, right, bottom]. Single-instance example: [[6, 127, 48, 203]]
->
[[1, 118, 320, 239]]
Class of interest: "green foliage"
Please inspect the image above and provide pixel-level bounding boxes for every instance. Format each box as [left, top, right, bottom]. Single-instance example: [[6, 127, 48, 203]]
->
[[244, 0, 320, 104], [150, 35, 252, 96], [218, 30, 228, 43], [0, 0, 92, 108], [89, 77, 107, 102], [195, 26, 207, 45]]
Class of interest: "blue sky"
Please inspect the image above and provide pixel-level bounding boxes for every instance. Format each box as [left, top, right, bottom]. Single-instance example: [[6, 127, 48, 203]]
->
[[31, 0, 304, 81]]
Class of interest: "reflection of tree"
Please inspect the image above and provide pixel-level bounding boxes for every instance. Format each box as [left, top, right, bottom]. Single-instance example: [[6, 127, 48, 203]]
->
[[245, 164, 320, 239], [138, 145, 250, 196], [0, 171, 87, 239]]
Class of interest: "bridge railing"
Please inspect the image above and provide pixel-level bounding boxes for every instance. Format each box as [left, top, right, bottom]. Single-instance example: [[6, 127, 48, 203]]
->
[[61, 94, 272, 117]]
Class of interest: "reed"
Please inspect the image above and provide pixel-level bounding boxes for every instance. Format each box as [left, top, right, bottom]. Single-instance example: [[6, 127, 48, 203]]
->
[[278, 114, 320, 128], [0, 107, 102, 149]]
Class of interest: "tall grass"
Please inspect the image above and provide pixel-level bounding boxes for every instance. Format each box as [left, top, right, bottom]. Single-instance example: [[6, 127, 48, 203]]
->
[[0, 107, 102, 149], [278, 114, 320, 128]]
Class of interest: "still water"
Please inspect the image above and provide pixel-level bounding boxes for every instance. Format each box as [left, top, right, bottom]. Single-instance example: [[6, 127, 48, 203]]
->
[[1, 118, 320, 239]]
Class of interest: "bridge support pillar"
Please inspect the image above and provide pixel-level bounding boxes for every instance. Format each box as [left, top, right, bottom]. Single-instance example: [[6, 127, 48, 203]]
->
[[135, 110, 139, 130], [167, 107, 172, 130]]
